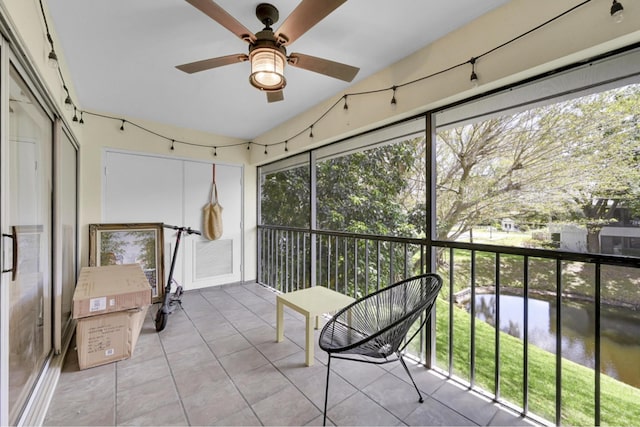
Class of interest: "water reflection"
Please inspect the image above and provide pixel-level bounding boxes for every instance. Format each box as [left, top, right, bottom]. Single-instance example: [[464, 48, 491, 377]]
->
[[470, 294, 640, 387]]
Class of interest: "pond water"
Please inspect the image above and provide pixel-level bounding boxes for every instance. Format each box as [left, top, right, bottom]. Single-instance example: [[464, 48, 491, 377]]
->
[[469, 294, 640, 388]]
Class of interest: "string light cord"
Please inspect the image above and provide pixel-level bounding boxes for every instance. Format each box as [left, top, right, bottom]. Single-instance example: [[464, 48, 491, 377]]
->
[[84, 110, 252, 150], [38, 0, 597, 155]]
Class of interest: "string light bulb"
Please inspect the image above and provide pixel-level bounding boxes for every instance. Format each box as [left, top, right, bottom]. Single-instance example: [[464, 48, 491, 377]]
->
[[72, 107, 78, 122], [213, 146, 217, 157], [64, 93, 73, 111], [46, 33, 57, 68], [247, 142, 251, 150], [79, 111, 84, 124], [170, 139, 175, 150], [610, 0, 624, 23], [47, 48, 58, 68], [309, 125, 314, 139], [264, 145, 268, 155], [343, 95, 349, 112], [284, 140, 289, 152], [120, 120, 125, 131], [390, 86, 397, 110], [470, 58, 479, 87]]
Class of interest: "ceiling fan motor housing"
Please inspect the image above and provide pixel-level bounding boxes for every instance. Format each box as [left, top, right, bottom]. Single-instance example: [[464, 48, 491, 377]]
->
[[256, 3, 279, 28]]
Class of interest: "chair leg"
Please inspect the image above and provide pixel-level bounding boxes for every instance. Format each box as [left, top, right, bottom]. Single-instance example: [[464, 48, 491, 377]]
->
[[398, 353, 424, 403], [323, 355, 332, 426]]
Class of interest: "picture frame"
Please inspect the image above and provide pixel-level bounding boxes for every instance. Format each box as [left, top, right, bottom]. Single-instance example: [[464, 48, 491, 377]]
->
[[89, 223, 165, 302]]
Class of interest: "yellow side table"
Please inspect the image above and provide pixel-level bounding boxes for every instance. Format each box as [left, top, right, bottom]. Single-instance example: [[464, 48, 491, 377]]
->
[[276, 286, 355, 366]]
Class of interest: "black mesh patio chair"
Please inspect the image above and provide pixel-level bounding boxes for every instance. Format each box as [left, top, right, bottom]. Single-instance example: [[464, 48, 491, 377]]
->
[[318, 273, 443, 425]]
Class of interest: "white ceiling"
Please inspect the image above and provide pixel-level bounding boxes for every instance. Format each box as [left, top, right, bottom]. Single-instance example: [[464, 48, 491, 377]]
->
[[47, 0, 510, 140]]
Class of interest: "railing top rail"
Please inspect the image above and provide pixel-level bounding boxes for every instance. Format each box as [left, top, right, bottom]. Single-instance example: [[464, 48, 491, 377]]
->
[[434, 240, 639, 268], [258, 224, 640, 269], [258, 224, 426, 245]]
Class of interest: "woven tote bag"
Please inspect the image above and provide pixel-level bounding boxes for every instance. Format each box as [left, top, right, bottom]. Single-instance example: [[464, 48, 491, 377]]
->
[[203, 165, 223, 240]]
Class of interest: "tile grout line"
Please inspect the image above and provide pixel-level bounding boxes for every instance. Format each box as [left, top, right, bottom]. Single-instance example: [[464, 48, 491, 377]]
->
[[146, 303, 192, 427], [189, 288, 269, 425]]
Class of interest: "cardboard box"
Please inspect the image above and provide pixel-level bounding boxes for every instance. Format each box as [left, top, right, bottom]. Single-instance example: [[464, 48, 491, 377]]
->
[[73, 264, 152, 319], [76, 306, 148, 370]]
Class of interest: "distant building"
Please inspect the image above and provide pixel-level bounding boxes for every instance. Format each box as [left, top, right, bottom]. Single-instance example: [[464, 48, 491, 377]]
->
[[501, 218, 516, 232], [549, 207, 640, 255], [549, 224, 587, 252], [600, 207, 640, 256]]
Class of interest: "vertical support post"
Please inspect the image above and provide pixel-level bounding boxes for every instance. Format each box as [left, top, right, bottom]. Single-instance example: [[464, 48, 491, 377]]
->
[[523, 255, 529, 414], [310, 151, 317, 287], [555, 259, 562, 425], [495, 253, 501, 400], [425, 113, 437, 368], [470, 249, 476, 387], [595, 263, 601, 426]]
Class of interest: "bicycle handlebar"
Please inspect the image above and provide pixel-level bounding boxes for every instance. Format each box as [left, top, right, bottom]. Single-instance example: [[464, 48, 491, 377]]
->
[[163, 224, 202, 235]]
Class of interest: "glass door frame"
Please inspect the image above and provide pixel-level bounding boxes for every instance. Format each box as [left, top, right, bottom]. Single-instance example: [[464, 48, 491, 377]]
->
[[0, 37, 75, 425]]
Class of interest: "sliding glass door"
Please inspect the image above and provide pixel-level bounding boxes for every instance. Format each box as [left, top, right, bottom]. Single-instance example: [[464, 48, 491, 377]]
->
[[5, 64, 53, 424]]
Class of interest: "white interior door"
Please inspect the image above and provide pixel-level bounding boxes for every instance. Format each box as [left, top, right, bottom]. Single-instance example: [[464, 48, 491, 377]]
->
[[103, 150, 243, 290]]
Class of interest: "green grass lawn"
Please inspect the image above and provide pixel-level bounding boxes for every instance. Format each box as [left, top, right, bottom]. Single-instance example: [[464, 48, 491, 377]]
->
[[431, 298, 640, 426]]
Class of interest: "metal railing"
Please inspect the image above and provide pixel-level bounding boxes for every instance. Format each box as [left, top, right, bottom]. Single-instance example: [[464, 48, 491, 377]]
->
[[257, 224, 640, 426]]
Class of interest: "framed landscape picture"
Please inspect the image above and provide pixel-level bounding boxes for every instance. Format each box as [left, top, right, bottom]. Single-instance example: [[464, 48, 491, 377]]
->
[[89, 222, 165, 302]]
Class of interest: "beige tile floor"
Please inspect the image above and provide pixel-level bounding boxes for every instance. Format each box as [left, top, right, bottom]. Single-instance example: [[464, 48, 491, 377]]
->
[[44, 283, 538, 426]]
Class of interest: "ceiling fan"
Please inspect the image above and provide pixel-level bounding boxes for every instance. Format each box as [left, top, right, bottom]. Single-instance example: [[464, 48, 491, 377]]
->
[[176, 0, 360, 103]]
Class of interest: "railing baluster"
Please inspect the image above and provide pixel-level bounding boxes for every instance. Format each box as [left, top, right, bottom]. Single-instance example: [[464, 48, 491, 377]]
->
[[376, 240, 381, 292], [354, 238, 358, 298], [286, 230, 290, 292], [343, 237, 348, 295], [449, 247, 454, 376], [595, 262, 601, 427], [302, 232, 307, 288], [365, 239, 370, 296], [403, 242, 408, 279], [334, 236, 339, 292], [327, 235, 331, 289], [318, 235, 323, 289], [495, 252, 501, 400], [523, 255, 529, 414], [555, 259, 562, 426], [389, 241, 394, 285]]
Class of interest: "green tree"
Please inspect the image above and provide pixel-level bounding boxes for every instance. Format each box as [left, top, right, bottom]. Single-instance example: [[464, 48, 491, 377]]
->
[[316, 140, 422, 236], [435, 106, 570, 241], [261, 164, 310, 228], [559, 85, 640, 252]]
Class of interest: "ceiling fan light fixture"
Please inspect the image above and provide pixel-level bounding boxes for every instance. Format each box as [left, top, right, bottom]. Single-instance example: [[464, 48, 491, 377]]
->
[[249, 47, 286, 91]]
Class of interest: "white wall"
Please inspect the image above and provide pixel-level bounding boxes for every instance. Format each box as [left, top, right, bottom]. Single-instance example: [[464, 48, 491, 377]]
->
[[2, 0, 639, 286]]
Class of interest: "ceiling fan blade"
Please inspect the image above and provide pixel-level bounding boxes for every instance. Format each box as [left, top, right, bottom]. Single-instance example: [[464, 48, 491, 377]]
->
[[267, 91, 284, 103], [275, 0, 346, 46], [288, 53, 359, 82], [185, 0, 256, 43], [176, 54, 248, 74]]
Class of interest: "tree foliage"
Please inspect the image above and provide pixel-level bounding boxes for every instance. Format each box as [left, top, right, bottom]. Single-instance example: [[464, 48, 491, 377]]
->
[[557, 85, 640, 252], [261, 164, 310, 228], [316, 140, 423, 236]]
